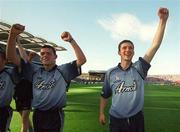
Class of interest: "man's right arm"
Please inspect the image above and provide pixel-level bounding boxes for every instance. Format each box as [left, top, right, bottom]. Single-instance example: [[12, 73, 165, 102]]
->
[[99, 71, 111, 125], [16, 36, 29, 63], [99, 97, 108, 125], [6, 24, 25, 66]]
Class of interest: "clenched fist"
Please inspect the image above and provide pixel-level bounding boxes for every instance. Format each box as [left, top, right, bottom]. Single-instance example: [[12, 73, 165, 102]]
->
[[61, 31, 73, 42], [158, 7, 169, 21], [10, 24, 25, 36]]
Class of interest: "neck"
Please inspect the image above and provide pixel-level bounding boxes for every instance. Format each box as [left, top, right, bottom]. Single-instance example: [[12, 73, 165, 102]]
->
[[120, 60, 132, 70], [43, 63, 56, 71]]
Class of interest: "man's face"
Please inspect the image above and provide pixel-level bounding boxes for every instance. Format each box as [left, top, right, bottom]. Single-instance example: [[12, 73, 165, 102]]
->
[[118, 42, 134, 61], [40, 48, 57, 66]]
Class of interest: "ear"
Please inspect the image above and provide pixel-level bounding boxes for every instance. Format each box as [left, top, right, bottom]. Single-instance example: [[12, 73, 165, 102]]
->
[[118, 50, 121, 56], [55, 54, 57, 59]]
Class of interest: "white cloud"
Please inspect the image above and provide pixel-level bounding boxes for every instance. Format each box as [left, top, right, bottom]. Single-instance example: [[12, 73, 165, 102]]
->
[[98, 13, 156, 42]]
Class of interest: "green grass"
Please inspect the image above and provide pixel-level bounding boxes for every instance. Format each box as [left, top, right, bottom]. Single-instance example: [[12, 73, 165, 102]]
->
[[144, 84, 180, 132], [9, 84, 180, 132]]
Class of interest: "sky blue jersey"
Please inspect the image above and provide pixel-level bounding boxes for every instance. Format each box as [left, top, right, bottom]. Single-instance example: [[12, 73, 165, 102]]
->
[[21, 60, 81, 110], [101, 57, 151, 118], [0, 67, 19, 107]]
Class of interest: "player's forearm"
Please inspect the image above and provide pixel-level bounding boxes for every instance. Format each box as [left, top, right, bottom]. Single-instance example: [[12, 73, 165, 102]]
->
[[17, 44, 28, 62], [152, 20, 167, 50], [99, 97, 108, 115], [6, 33, 20, 65], [70, 39, 86, 67], [143, 19, 167, 63]]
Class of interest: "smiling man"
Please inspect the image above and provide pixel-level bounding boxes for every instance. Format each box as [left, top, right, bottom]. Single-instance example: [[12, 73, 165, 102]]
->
[[99, 7, 169, 132], [6, 24, 86, 132]]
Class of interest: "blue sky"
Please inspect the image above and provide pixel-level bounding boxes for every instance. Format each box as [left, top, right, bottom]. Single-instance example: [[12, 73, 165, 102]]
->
[[0, 0, 179, 75]]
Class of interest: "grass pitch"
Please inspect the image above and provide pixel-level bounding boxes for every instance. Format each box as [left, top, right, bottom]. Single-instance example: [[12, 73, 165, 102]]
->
[[9, 84, 180, 132]]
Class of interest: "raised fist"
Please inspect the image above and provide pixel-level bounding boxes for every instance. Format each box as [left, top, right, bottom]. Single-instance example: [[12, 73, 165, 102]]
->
[[10, 24, 25, 36], [61, 31, 73, 42], [158, 8, 169, 21]]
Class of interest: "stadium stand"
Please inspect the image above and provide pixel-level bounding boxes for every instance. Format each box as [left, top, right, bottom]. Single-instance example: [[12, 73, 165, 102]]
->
[[0, 21, 66, 53]]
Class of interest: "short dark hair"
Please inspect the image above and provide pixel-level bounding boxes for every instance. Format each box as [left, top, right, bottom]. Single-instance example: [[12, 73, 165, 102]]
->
[[41, 45, 56, 55], [118, 40, 134, 52]]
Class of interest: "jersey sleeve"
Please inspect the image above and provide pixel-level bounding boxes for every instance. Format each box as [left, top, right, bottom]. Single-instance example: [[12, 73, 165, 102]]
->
[[6, 66, 20, 84], [101, 70, 112, 98], [58, 60, 81, 83], [21, 59, 39, 82], [133, 57, 151, 79]]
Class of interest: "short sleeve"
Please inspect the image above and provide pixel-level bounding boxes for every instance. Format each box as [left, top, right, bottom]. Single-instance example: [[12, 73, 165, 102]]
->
[[58, 60, 81, 83], [101, 71, 112, 98], [21, 59, 40, 82], [133, 57, 151, 79], [6, 67, 20, 84]]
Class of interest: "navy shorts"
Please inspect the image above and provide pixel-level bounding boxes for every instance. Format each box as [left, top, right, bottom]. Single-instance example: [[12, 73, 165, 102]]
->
[[14, 98, 32, 111], [0, 106, 13, 132], [14, 79, 33, 111], [109, 111, 144, 132], [33, 108, 64, 132]]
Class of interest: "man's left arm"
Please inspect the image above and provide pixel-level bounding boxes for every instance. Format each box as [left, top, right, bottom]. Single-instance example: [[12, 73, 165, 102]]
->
[[143, 7, 169, 63], [61, 31, 87, 67]]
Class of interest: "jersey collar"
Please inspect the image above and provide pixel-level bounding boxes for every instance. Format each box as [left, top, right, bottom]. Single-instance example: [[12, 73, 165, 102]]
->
[[118, 62, 132, 71], [41, 65, 57, 72]]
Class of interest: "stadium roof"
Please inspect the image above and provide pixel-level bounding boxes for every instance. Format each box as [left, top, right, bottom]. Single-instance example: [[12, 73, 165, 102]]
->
[[88, 70, 106, 76], [88, 70, 106, 74], [0, 22, 66, 53]]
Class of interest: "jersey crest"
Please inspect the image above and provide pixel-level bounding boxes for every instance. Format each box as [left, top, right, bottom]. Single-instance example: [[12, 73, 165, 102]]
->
[[0, 77, 6, 90], [115, 80, 137, 94], [34, 77, 56, 90]]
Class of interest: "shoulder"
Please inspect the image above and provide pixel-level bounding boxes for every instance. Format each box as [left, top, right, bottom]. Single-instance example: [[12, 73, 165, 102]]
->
[[106, 66, 119, 76], [60, 60, 77, 67], [3, 66, 16, 74], [133, 57, 151, 69], [26, 61, 42, 71], [57, 60, 77, 71]]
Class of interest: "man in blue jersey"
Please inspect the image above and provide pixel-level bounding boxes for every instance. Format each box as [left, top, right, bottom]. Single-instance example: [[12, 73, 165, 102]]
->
[[6, 24, 86, 132], [99, 8, 169, 132], [0, 47, 20, 132]]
